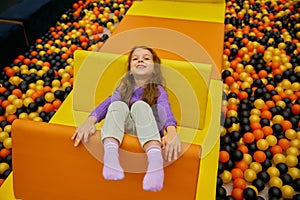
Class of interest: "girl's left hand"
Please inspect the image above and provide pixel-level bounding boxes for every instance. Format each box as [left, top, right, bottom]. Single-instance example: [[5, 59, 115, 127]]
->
[[162, 128, 181, 162]]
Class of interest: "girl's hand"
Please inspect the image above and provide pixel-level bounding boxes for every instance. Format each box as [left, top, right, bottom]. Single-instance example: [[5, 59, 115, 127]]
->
[[162, 126, 181, 162], [72, 116, 97, 147]]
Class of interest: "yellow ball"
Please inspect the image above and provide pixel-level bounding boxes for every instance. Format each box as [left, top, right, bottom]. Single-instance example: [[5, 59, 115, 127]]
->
[[254, 99, 265, 109], [243, 153, 253, 164], [281, 185, 294, 199], [286, 155, 298, 167], [0, 131, 9, 142], [267, 166, 280, 177], [249, 162, 262, 173], [269, 177, 283, 188], [18, 113, 28, 120], [286, 146, 299, 156], [272, 115, 284, 124], [266, 135, 277, 146], [220, 170, 232, 184], [0, 163, 10, 174], [52, 79, 61, 88], [290, 139, 300, 148], [288, 167, 300, 179], [3, 137, 12, 149], [272, 154, 286, 165], [44, 92, 55, 103], [13, 98, 23, 109], [256, 139, 269, 151], [285, 129, 297, 140], [5, 104, 17, 115], [244, 169, 257, 182]]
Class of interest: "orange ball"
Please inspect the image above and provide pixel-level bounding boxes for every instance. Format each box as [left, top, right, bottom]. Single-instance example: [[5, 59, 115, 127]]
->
[[233, 178, 247, 189], [278, 138, 290, 150], [231, 168, 244, 180], [232, 188, 244, 200], [243, 132, 255, 143], [219, 150, 230, 163], [253, 150, 266, 163], [235, 160, 249, 172]]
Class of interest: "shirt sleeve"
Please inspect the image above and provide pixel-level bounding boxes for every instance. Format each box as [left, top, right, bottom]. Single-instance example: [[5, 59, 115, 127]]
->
[[88, 88, 122, 122], [156, 86, 177, 129]]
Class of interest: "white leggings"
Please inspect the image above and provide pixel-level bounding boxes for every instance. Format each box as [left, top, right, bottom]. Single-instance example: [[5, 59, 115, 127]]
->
[[101, 101, 161, 147]]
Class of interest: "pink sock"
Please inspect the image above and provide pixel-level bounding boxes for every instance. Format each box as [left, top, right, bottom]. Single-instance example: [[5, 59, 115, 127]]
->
[[143, 146, 164, 192], [102, 139, 124, 180]]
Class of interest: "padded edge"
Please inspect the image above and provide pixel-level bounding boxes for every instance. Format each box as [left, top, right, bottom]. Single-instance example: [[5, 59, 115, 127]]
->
[[11, 119, 201, 200], [128, 1, 226, 23]]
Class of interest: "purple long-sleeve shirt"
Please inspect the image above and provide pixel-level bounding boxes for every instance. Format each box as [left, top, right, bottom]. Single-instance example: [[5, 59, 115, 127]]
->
[[89, 85, 177, 135]]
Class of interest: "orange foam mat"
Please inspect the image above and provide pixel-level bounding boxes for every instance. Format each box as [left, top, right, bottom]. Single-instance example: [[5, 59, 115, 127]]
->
[[100, 15, 224, 80], [11, 119, 201, 200]]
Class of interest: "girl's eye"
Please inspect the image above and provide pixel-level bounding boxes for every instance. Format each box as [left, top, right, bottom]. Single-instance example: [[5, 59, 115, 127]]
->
[[132, 57, 138, 61]]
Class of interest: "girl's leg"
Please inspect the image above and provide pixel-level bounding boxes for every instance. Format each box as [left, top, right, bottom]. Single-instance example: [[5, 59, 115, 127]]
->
[[130, 101, 164, 192], [101, 101, 129, 180]]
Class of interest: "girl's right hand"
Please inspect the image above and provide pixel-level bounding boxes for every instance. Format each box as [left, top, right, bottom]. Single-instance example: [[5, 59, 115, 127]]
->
[[72, 116, 97, 147]]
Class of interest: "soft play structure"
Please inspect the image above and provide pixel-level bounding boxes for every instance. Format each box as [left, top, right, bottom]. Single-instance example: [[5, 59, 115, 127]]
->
[[0, 0, 225, 199]]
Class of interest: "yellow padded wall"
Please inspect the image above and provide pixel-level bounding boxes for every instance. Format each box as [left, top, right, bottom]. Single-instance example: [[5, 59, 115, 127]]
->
[[73, 50, 212, 130]]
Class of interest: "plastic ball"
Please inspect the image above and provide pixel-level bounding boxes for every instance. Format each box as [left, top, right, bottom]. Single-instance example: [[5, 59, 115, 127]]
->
[[220, 170, 232, 184], [288, 167, 300, 179], [269, 177, 283, 188], [268, 186, 282, 198], [231, 188, 244, 200], [281, 185, 294, 199], [266, 135, 277, 146], [44, 92, 55, 103], [243, 187, 257, 200], [0, 132, 9, 143], [0, 163, 10, 174], [276, 163, 289, 174], [253, 150, 266, 163], [244, 168, 257, 182], [285, 146, 299, 156], [256, 139, 269, 151], [5, 104, 17, 115], [3, 137, 12, 149], [252, 178, 265, 192], [286, 155, 298, 167], [216, 186, 227, 199], [254, 99, 265, 109], [280, 173, 293, 185], [272, 153, 286, 165], [267, 167, 280, 179], [293, 178, 300, 192]]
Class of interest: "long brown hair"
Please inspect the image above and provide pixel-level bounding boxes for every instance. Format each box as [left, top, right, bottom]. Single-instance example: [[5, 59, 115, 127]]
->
[[118, 46, 165, 106]]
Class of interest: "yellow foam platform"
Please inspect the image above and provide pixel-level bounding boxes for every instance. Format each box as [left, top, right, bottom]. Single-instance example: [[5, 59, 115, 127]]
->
[[127, 1, 225, 23]]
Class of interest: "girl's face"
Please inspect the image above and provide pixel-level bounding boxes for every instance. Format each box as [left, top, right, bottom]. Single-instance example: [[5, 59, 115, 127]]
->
[[130, 48, 155, 81]]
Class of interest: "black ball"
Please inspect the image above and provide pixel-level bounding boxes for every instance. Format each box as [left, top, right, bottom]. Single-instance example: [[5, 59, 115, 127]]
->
[[218, 162, 225, 174], [252, 178, 265, 191], [257, 171, 270, 183], [293, 194, 300, 200], [280, 173, 293, 185], [293, 178, 300, 192], [276, 163, 288, 174], [217, 176, 223, 187], [27, 102, 38, 112], [268, 186, 282, 198], [225, 195, 235, 200], [231, 150, 243, 161], [243, 187, 257, 200], [216, 186, 227, 199]]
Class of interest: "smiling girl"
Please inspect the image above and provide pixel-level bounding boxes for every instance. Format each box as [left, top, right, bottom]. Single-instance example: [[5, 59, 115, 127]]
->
[[72, 46, 181, 192]]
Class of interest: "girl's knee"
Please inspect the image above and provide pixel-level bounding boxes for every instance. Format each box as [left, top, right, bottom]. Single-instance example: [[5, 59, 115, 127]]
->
[[109, 101, 129, 110], [131, 100, 150, 111]]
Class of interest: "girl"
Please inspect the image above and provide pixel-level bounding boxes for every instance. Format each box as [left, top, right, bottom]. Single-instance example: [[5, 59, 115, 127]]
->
[[72, 46, 181, 192]]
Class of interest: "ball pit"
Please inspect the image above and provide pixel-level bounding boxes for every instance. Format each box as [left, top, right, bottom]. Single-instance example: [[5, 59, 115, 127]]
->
[[220, 0, 300, 198], [0, 0, 132, 186]]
